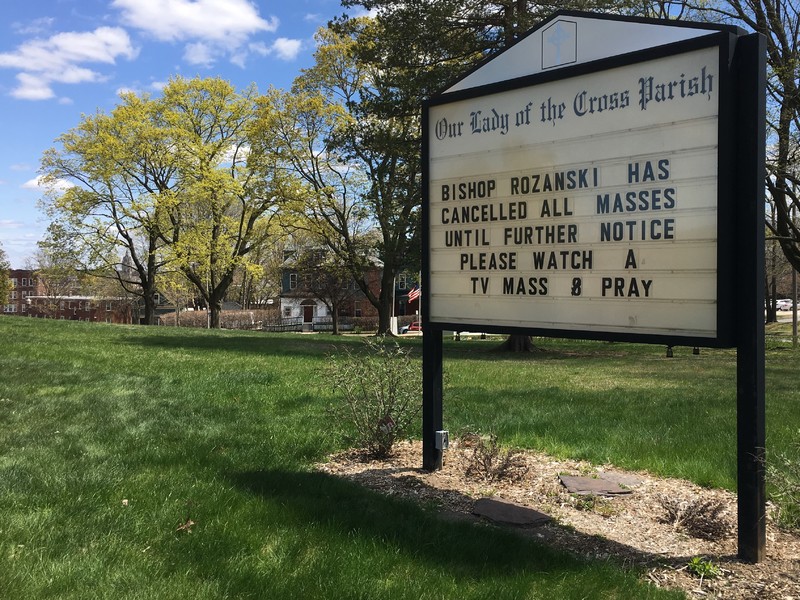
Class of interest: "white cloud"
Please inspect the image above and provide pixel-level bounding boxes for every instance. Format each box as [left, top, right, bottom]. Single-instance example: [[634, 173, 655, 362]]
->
[[248, 39, 303, 62], [113, 0, 281, 67], [113, 0, 278, 44], [0, 220, 23, 229], [183, 42, 215, 67], [12, 73, 54, 100], [12, 17, 55, 36], [271, 38, 303, 61], [0, 27, 138, 101], [22, 175, 74, 193]]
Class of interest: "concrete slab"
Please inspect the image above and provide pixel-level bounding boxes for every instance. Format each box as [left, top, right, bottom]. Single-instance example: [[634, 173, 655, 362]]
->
[[558, 475, 633, 496], [472, 497, 551, 526]]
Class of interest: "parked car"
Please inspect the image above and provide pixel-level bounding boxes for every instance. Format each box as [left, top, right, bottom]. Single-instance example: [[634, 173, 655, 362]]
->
[[777, 299, 795, 311], [400, 321, 422, 334]]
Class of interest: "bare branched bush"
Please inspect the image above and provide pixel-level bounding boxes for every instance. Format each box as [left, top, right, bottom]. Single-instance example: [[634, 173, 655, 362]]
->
[[767, 433, 800, 530], [325, 337, 421, 458], [658, 496, 732, 540], [462, 433, 529, 482]]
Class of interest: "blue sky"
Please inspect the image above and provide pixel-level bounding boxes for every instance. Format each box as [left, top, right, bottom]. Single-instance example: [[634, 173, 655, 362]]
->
[[0, 0, 357, 267]]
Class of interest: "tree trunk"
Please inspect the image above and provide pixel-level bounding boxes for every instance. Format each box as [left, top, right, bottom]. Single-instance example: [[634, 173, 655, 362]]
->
[[209, 299, 222, 328], [376, 267, 398, 335], [496, 334, 539, 352], [141, 294, 156, 325]]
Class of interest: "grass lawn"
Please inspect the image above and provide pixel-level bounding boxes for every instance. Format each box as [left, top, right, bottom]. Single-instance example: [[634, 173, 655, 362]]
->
[[1, 317, 796, 598]]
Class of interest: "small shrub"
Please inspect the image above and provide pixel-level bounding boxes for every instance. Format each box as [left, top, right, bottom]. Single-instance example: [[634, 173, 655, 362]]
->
[[767, 432, 800, 530], [462, 432, 529, 482], [658, 496, 732, 540], [686, 556, 721, 580], [325, 337, 420, 458], [571, 494, 617, 517]]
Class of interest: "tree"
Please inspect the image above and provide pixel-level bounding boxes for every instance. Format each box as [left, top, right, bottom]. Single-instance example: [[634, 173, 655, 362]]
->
[[265, 21, 440, 335], [156, 268, 195, 326], [703, 1, 800, 276], [40, 91, 174, 324], [258, 82, 385, 325], [0, 242, 10, 308], [157, 77, 286, 328], [32, 233, 85, 318]]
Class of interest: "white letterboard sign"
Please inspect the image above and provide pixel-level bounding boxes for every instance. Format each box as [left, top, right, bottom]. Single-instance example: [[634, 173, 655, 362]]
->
[[424, 36, 735, 344]]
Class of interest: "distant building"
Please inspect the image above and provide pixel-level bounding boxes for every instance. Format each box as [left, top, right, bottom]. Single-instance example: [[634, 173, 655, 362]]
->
[[25, 295, 134, 324], [3, 269, 42, 317], [3, 268, 134, 323], [280, 250, 381, 331]]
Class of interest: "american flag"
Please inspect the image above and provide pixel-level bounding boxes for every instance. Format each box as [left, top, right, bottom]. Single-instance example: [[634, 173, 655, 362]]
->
[[407, 285, 421, 302]]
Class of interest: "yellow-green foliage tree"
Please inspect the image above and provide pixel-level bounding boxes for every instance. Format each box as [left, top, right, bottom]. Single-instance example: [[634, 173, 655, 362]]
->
[[157, 77, 289, 328], [40, 91, 175, 324], [42, 76, 287, 328]]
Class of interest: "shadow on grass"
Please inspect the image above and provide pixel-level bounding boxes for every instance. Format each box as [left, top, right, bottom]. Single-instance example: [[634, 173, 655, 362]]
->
[[118, 329, 359, 358], [229, 467, 574, 576], [227, 467, 699, 580]]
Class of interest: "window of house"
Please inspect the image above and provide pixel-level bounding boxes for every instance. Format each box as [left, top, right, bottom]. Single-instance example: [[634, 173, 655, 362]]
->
[[354, 301, 362, 317], [289, 273, 297, 289], [106, 302, 112, 311], [11, 278, 17, 288], [398, 273, 408, 290], [283, 306, 292, 317], [60, 301, 65, 309], [10, 291, 17, 300], [21, 304, 26, 313], [154, 293, 160, 304]]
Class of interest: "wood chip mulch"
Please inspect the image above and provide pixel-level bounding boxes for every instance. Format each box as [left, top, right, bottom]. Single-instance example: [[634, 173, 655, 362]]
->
[[316, 440, 800, 599]]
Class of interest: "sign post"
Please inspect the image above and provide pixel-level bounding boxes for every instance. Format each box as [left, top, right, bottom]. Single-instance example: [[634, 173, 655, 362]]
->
[[422, 12, 766, 561], [734, 32, 766, 564]]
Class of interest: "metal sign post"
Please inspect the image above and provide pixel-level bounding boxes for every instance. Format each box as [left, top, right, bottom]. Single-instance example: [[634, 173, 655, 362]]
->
[[735, 32, 766, 564]]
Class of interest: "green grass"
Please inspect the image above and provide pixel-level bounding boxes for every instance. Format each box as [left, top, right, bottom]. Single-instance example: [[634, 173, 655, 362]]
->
[[439, 331, 800, 491], [1, 318, 797, 599]]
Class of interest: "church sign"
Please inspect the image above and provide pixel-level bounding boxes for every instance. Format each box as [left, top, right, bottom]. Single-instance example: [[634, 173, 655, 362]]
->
[[423, 16, 737, 346], [421, 12, 766, 563]]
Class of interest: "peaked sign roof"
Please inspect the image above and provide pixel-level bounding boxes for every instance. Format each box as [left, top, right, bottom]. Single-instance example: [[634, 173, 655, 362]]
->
[[446, 10, 740, 93]]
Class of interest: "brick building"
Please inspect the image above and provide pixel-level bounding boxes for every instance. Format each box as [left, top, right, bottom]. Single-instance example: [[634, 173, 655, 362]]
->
[[26, 295, 134, 323], [3, 269, 41, 317], [3, 268, 134, 323]]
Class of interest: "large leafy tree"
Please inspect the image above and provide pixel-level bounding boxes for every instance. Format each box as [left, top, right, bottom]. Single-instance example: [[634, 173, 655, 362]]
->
[[157, 77, 287, 328], [40, 92, 175, 324], [42, 77, 286, 328], [261, 22, 431, 334]]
